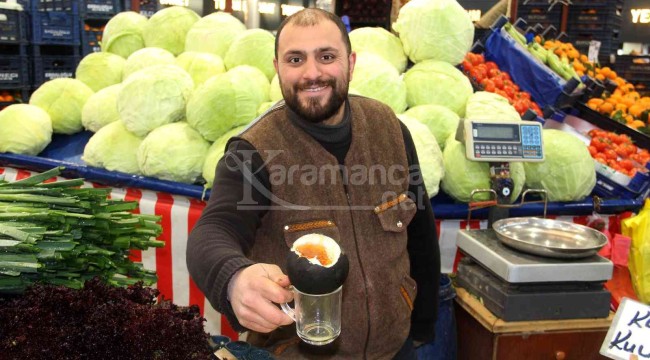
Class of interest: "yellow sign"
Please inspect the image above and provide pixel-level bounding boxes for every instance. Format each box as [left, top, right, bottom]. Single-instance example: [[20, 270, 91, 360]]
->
[[631, 9, 650, 23]]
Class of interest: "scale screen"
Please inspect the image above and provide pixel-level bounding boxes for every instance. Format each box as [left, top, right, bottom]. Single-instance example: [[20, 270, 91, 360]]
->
[[464, 120, 544, 162]]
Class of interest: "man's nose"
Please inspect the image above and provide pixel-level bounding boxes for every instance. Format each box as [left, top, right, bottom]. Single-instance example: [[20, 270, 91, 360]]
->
[[302, 58, 322, 80]]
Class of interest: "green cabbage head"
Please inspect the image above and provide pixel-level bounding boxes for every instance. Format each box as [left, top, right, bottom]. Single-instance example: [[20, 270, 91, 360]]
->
[[227, 65, 270, 103], [269, 74, 283, 102], [29, 78, 94, 135], [142, 6, 200, 56], [441, 137, 525, 203], [523, 129, 596, 202], [101, 11, 147, 59], [82, 84, 121, 132], [398, 114, 444, 197], [82, 120, 143, 174], [350, 52, 407, 113], [118, 65, 194, 137], [123, 47, 176, 79], [465, 91, 521, 122], [185, 11, 247, 58], [0, 104, 52, 155], [203, 125, 247, 188], [137, 122, 210, 183], [403, 104, 459, 151], [225, 29, 276, 81], [176, 51, 226, 88], [392, 0, 474, 65], [403, 60, 473, 116], [75, 52, 125, 92], [350, 27, 407, 73], [186, 72, 262, 141]]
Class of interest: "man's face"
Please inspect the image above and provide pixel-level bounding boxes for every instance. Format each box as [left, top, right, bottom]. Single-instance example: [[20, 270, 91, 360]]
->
[[274, 20, 355, 124]]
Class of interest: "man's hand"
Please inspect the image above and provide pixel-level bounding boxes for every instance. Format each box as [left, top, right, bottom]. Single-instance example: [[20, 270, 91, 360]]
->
[[229, 263, 294, 333]]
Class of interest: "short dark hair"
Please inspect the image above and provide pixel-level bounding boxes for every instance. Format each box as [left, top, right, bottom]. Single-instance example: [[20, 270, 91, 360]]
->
[[274, 8, 351, 59]]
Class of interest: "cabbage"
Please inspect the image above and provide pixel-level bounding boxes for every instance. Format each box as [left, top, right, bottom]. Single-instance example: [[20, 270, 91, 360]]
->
[[227, 65, 270, 103], [142, 6, 200, 56], [82, 120, 143, 174], [403, 105, 459, 150], [269, 74, 283, 102], [225, 29, 276, 81], [350, 52, 407, 113], [176, 51, 226, 88], [403, 60, 473, 116], [0, 104, 52, 155], [118, 65, 194, 137], [29, 78, 94, 135], [441, 137, 525, 203], [186, 72, 262, 141], [137, 122, 210, 183], [350, 27, 407, 73], [75, 52, 125, 92], [82, 84, 122, 132], [523, 129, 596, 202], [258, 101, 275, 116], [398, 115, 444, 197], [185, 11, 247, 58], [101, 11, 147, 59], [202, 125, 247, 188], [392, 0, 474, 65], [465, 91, 521, 122], [123, 47, 176, 79]]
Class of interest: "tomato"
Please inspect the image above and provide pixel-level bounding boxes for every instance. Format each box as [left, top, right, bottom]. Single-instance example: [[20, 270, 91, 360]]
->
[[590, 137, 609, 151], [492, 76, 504, 90], [488, 68, 501, 78], [588, 146, 598, 157], [461, 60, 472, 72], [485, 61, 498, 72], [604, 149, 618, 160], [619, 159, 634, 171], [503, 85, 516, 99], [481, 78, 496, 92]]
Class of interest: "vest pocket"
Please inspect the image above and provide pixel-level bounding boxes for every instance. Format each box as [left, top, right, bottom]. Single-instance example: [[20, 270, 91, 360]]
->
[[399, 275, 417, 312], [374, 193, 417, 233], [283, 219, 341, 248]]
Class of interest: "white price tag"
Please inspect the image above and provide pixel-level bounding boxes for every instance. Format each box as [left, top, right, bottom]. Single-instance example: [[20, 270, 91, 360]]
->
[[600, 298, 650, 359], [589, 40, 602, 63]]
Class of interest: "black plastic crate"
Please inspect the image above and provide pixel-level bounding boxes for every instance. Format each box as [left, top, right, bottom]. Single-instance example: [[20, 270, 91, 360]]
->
[[0, 8, 28, 43], [569, 0, 623, 6], [568, 5, 622, 24], [516, 4, 562, 28], [80, 20, 105, 55], [80, 0, 121, 18], [0, 87, 31, 110], [32, 55, 80, 87], [0, 55, 30, 87], [31, 11, 81, 45], [335, 0, 392, 30], [137, 0, 159, 17], [30, 0, 78, 12]]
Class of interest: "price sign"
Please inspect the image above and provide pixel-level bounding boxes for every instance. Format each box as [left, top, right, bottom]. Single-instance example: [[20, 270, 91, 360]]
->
[[588, 40, 602, 63], [600, 298, 650, 359]]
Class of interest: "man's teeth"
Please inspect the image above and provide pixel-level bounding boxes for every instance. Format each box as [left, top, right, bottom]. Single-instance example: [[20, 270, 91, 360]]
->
[[304, 86, 326, 92]]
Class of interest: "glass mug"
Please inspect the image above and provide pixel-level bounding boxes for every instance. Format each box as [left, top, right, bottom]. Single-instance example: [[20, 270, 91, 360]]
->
[[281, 286, 342, 346]]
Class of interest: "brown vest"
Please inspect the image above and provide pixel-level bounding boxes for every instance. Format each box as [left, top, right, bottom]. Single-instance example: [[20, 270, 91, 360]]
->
[[240, 96, 418, 359]]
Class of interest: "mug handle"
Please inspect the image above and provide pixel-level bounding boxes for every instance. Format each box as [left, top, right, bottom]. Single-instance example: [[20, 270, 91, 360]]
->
[[280, 302, 296, 322]]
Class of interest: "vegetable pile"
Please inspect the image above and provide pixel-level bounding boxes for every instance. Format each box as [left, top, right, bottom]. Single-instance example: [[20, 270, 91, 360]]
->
[[0, 167, 163, 294], [0, 278, 212, 360], [587, 129, 650, 177]]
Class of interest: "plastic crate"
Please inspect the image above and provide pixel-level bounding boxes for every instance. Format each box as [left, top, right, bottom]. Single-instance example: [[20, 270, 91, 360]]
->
[[31, 0, 78, 12], [137, 0, 159, 17], [32, 55, 80, 87], [335, 0, 392, 30], [568, 5, 622, 24], [593, 162, 650, 200], [80, 20, 104, 55], [612, 55, 650, 85], [80, 0, 121, 18], [0, 7, 27, 43], [0, 55, 29, 87], [0, 87, 30, 110], [516, 5, 562, 28], [31, 11, 80, 45]]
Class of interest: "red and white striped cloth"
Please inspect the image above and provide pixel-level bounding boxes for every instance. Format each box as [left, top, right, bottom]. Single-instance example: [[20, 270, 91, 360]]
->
[[0, 166, 627, 339]]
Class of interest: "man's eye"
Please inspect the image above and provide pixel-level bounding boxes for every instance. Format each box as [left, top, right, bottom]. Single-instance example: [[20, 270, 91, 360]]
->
[[322, 54, 335, 62], [288, 57, 302, 64]]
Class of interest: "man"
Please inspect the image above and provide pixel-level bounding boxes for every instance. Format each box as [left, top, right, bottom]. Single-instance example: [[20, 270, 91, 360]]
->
[[187, 8, 440, 359]]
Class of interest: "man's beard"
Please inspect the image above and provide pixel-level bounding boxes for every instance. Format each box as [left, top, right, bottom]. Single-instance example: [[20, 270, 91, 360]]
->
[[282, 77, 348, 124]]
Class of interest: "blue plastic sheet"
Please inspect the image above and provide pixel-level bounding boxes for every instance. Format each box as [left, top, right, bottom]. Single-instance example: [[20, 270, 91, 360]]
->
[[483, 27, 566, 108]]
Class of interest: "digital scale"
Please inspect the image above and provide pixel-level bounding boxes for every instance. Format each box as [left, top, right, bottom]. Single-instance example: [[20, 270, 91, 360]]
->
[[455, 119, 613, 322]]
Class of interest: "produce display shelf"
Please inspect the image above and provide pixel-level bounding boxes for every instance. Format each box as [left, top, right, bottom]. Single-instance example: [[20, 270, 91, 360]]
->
[[574, 102, 650, 150], [0, 7, 28, 44], [0, 132, 644, 219]]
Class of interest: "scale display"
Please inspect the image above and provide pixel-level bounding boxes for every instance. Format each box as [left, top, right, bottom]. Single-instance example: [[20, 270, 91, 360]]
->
[[464, 120, 545, 162]]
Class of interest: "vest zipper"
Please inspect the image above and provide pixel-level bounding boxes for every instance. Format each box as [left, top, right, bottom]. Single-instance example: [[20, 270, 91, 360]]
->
[[341, 176, 371, 360]]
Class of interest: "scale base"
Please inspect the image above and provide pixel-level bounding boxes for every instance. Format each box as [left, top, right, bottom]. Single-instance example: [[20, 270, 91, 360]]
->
[[457, 258, 611, 322]]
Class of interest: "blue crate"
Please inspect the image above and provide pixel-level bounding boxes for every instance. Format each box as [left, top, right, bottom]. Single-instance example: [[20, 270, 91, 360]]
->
[[30, 0, 78, 12], [80, 0, 121, 18], [32, 55, 80, 87], [568, 5, 622, 24], [0, 8, 28, 43], [0, 87, 31, 109], [516, 4, 562, 27], [592, 163, 650, 200], [31, 11, 81, 45], [0, 55, 30, 87], [81, 21, 104, 55]]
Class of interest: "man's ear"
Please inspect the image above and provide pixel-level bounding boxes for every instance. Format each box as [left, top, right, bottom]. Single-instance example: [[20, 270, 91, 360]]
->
[[348, 51, 356, 81], [273, 58, 279, 73]]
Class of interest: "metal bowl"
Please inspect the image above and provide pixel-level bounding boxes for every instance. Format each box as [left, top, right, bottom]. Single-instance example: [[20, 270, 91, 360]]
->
[[492, 217, 608, 259]]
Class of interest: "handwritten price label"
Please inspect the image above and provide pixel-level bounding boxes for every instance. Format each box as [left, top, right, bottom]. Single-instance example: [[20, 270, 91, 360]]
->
[[600, 298, 650, 359]]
